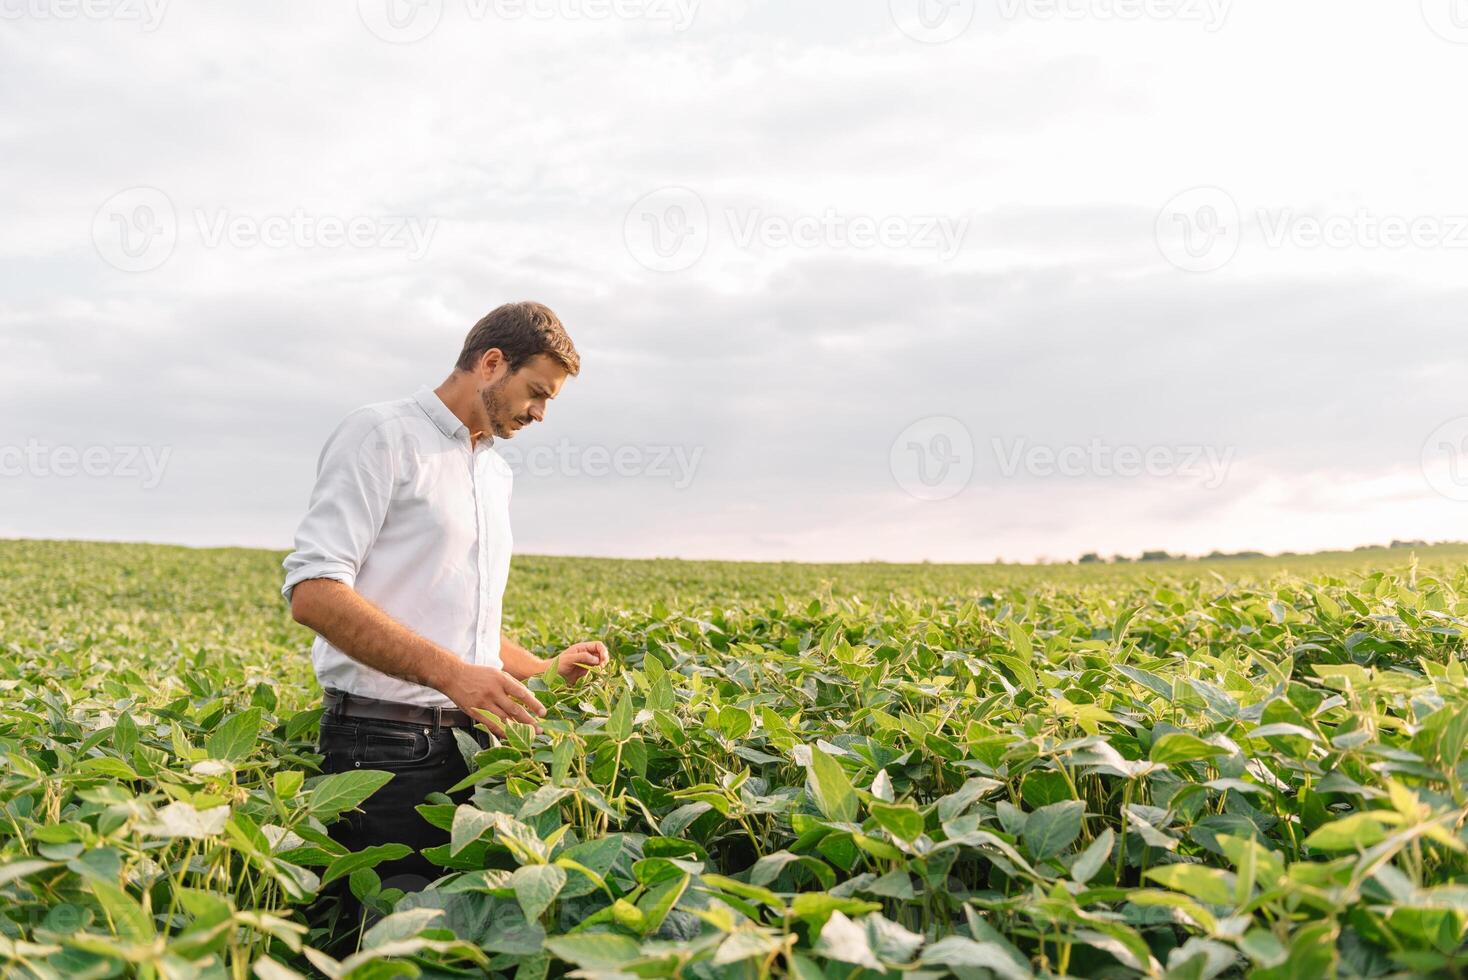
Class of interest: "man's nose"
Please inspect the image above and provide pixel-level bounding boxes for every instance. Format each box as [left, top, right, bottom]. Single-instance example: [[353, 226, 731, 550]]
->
[[529, 404, 545, 422]]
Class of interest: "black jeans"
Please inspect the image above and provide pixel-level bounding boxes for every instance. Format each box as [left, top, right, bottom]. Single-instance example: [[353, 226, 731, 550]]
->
[[316, 712, 490, 894]]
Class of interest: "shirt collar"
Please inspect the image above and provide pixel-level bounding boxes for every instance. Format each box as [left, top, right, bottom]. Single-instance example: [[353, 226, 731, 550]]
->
[[413, 385, 470, 441]]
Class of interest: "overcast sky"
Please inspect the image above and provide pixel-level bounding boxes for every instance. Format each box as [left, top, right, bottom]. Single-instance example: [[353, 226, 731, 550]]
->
[[2, 0, 1465, 563]]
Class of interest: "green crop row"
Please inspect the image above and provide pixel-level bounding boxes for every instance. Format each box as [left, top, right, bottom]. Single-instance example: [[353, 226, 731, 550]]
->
[[1, 540, 1465, 978]]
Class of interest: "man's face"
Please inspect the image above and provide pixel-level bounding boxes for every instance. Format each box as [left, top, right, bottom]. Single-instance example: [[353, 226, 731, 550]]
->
[[476, 352, 568, 440]]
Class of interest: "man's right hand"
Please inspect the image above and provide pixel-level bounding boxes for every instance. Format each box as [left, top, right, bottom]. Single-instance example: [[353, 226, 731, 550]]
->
[[442, 663, 546, 738]]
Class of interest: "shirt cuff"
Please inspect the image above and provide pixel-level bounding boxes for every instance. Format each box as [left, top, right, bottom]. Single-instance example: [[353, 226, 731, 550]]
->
[[281, 561, 356, 604]]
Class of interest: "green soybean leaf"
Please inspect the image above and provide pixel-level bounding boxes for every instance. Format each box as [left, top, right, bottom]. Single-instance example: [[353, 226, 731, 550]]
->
[[362, 907, 442, 948], [1022, 801, 1084, 860], [76, 757, 140, 780], [273, 770, 304, 799], [141, 801, 230, 840], [718, 705, 752, 741], [1007, 621, 1034, 665], [1144, 864, 1240, 907], [1303, 813, 1391, 851], [320, 844, 412, 886], [308, 770, 394, 819], [112, 713, 138, 756], [545, 932, 642, 970], [806, 745, 858, 823], [636, 873, 690, 935], [1116, 665, 1174, 701], [1150, 732, 1226, 764], [813, 910, 882, 970], [91, 880, 155, 942], [1072, 828, 1113, 885], [511, 863, 567, 921], [0, 860, 60, 888], [921, 936, 1034, 980], [206, 708, 261, 763], [870, 802, 924, 843], [608, 691, 634, 742]]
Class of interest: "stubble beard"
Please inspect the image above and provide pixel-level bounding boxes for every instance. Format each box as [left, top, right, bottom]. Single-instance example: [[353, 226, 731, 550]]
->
[[480, 378, 513, 440]]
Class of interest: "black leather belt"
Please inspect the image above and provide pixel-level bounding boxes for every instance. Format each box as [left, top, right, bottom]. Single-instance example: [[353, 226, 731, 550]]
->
[[322, 688, 479, 730]]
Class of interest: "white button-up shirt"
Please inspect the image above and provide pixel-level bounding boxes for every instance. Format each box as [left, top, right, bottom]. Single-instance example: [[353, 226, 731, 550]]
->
[[282, 386, 513, 707]]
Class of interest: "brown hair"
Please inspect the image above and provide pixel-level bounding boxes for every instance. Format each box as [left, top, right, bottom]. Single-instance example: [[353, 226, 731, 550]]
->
[[456, 301, 580, 376]]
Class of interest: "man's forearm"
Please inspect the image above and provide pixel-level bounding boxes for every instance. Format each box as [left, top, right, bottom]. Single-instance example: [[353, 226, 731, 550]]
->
[[290, 579, 463, 694], [500, 635, 548, 680]]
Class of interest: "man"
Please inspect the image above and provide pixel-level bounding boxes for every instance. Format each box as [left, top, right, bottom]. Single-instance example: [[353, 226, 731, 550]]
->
[[282, 301, 608, 898]]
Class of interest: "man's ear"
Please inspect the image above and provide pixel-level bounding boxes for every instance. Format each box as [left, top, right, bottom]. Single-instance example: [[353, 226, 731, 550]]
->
[[476, 348, 508, 383]]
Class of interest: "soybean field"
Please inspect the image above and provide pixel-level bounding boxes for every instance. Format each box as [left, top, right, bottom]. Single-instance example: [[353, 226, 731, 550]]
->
[[2, 539, 1467, 978]]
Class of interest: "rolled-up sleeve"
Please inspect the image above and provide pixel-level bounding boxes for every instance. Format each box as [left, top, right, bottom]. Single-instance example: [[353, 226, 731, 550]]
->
[[282, 413, 396, 604]]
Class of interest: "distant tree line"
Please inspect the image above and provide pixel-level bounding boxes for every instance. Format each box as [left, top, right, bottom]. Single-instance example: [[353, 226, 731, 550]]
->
[[1074, 540, 1459, 565]]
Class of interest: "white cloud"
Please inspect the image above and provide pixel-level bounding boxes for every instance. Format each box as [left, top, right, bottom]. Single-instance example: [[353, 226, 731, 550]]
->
[[1, 0, 1464, 560]]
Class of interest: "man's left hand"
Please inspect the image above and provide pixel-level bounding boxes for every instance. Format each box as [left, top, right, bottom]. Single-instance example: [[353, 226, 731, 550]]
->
[[553, 641, 610, 684]]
